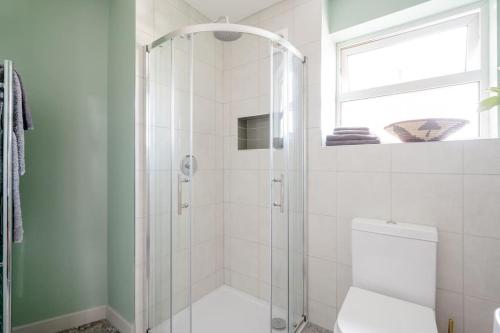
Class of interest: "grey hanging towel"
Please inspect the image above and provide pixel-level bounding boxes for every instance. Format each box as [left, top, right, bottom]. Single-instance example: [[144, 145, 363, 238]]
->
[[0, 65, 33, 243]]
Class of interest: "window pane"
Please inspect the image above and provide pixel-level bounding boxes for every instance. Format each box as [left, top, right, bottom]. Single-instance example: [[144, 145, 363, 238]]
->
[[340, 83, 479, 143], [345, 26, 469, 92]]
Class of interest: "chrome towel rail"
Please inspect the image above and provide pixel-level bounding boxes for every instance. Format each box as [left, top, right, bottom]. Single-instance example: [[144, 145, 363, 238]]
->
[[2, 59, 14, 333]]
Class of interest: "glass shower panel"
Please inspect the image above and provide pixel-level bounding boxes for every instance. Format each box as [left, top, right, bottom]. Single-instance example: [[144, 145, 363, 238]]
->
[[147, 34, 193, 333], [286, 53, 305, 332], [170, 34, 193, 333], [270, 45, 289, 333], [270, 45, 305, 333], [191, 32, 221, 333], [148, 40, 173, 333]]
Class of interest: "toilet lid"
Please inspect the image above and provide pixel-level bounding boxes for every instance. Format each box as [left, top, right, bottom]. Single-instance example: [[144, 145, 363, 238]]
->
[[336, 287, 438, 333]]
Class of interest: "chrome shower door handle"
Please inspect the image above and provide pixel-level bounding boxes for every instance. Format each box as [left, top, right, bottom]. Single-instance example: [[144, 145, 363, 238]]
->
[[272, 174, 284, 213], [177, 174, 190, 215]]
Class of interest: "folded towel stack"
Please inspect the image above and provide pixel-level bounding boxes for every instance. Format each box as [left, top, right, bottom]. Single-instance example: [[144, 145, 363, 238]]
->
[[326, 127, 380, 146]]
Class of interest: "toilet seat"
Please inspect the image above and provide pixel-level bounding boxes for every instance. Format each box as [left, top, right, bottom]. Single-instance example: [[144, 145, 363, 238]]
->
[[334, 287, 438, 333]]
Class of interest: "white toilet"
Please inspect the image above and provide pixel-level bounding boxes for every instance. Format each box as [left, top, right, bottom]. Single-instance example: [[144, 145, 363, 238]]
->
[[334, 218, 439, 333]]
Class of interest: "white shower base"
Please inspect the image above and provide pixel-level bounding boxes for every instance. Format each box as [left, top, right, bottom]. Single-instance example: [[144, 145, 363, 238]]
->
[[155, 285, 293, 333]]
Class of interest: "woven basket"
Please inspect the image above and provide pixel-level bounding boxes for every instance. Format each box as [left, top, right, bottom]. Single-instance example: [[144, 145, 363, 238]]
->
[[384, 118, 469, 142]]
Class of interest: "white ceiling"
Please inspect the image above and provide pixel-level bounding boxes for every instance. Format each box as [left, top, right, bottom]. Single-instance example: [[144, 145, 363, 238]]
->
[[184, 0, 284, 22]]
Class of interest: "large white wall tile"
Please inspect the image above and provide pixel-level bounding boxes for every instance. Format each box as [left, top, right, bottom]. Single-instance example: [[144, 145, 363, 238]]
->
[[392, 173, 463, 233], [192, 205, 216, 245], [308, 299, 337, 331], [292, 0, 321, 46], [136, 0, 154, 36], [257, 0, 296, 22], [194, 61, 216, 99], [336, 144, 391, 173], [464, 236, 500, 302], [308, 213, 336, 261], [228, 203, 261, 243], [436, 289, 463, 333], [336, 264, 352, 309], [259, 10, 295, 45], [308, 129, 336, 171], [464, 175, 500, 239], [192, 241, 217, 282], [308, 171, 337, 216], [226, 34, 260, 68], [391, 141, 463, 174], [437, 232, 463, 293], [464, 296, 500, 333], [336, 216, 352, 266], [230, 62, 259, 101], [337, 172, 391, 220], [300, 40, 321, 86], [192, 171, 218, 206], [230, 238, 259, 279], [307, 86, 321, 129], [227, 170, 260, 205], [309, 256, 337, 307], [154, 6, 190, 37], [230, 271, 260, 298], [464, 139, 500, 175], [193, 96, 216, 134]]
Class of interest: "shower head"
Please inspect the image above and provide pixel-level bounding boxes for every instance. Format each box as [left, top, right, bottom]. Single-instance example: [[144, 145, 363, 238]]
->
[[213, 30, 242, 42], [212, 16, 242, 42]]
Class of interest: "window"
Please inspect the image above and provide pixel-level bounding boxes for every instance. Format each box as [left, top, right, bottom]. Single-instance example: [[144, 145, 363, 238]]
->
[[336, 8, 492, 143]]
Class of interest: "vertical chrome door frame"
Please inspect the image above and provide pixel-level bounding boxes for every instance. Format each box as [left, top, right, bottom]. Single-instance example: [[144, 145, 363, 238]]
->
[[300, 55, 308, 331], [144, 46, 152, 333], [268, 40, 275, 333], [2, 59, 14, 333]]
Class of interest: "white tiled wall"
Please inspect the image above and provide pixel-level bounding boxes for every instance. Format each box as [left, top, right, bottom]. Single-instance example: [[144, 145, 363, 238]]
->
[[136, 1, 500, 333], [307, 138, 500, 333]]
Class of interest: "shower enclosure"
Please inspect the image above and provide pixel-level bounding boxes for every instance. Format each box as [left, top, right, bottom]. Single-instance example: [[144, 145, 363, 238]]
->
[[145, 23, 306, 333]]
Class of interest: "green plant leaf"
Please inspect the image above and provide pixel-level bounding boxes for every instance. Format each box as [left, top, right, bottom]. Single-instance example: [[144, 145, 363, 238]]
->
[[489, 87, 500, 94], [478, 95, 500, 112]]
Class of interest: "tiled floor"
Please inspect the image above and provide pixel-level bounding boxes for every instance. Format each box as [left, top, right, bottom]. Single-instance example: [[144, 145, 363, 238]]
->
[[54, 307, 332, 333], [56, 320, 119, 333]]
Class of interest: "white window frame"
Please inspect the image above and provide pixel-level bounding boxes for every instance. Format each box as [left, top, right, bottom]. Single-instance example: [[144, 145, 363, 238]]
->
[[334, 2, 495, 138]]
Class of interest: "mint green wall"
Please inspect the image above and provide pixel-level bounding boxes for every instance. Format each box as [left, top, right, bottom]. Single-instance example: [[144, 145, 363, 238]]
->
[[107, 0, 136, 323], [0, 0, 109, 326], [328, 0, 431, 32], [0, 0, 136, 326]]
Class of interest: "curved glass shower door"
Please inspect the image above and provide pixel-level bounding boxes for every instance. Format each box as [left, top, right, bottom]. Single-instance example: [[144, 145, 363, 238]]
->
[[146, 25, 305, 333], [270, 45, 305, 333], [147, 34, 194, 333]]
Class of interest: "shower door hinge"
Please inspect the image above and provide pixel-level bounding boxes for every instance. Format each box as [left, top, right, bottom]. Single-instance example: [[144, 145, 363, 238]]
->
[[146, 328, 152, 333]]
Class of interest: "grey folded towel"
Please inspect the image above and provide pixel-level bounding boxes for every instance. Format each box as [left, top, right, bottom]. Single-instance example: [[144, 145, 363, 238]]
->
[[327, 134, 379, 141], [0, 65, 32, 131], [334, 130, 371, 135], [15, 72, 33, 130], [326, 139, 381, 146], [334, 126, 369, 131]]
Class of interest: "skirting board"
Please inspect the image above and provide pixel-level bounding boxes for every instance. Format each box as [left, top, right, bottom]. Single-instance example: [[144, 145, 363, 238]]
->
[[106, 306, 134, 333], [12, 305, 134, 333], [12, 306, 106, 333]]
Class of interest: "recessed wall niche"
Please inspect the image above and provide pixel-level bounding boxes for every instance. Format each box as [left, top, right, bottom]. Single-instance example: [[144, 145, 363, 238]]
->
[[238, 114, 270, 150]]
